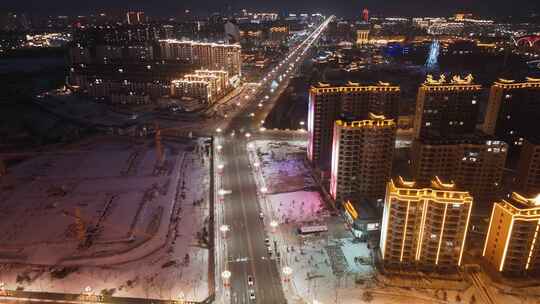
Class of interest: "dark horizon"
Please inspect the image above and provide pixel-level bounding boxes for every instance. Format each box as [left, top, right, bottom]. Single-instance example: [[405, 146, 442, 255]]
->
[[1, 0, 540, 19]]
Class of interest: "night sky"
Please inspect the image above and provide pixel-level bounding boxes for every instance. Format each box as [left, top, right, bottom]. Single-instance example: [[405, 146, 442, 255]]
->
[[1, 0, 539, 17]]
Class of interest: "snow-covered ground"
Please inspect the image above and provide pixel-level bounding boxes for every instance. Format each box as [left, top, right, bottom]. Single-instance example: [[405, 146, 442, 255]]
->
[[246, 139, 529, 304], [250, 140, 315, 194], [0, 136, 211, 301], [267, 191, 326, 224]]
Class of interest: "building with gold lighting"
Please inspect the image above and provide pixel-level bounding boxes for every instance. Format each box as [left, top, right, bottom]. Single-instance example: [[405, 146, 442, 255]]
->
[[329, 114, 396, 202], [356, 29, 369, 45], [380, 177, 473, 271], [411, 134, 507, 206], [307, 82, 400, 168], [482, 78, 540, 150], [483, 192, 540, 276], [413, 74, 482, 139]]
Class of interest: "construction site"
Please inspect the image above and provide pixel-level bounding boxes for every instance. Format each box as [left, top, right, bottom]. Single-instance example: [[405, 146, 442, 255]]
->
[[0, 133, 212, 301]]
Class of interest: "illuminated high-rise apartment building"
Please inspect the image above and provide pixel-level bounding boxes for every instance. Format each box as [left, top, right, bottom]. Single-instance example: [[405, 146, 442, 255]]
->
[[482, 78, 540, 150], [413, 74, 482, 139], [516, 138, 540, 195], [307, 82, 400, 168], [126, 11, 145, 25], [380, 177, 473, 270], [158, 40, 241, 76], [483, 192, 540, 276], [411, 134, 507, 205], [356, 29, 369, 45], [329, 114, 396, 202]]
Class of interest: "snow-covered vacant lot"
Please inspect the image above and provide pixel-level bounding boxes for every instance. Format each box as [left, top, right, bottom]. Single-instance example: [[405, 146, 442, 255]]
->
[[0, 136, 211, 301]]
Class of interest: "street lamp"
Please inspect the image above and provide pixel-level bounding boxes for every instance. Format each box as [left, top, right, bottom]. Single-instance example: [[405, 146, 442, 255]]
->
[[217, 145, 223, 152], [270, 220, 278, 233], [245, 133, 251, 138], [260, 186, 268, 194], [220, 225, 230, 238], [282, 266, 293, 282], [84, 286, 92, 295], [299, 121, 305, 126], [177, 291, 185, 304], [221, 270, 232, 288], [216, 128, 222, 133]]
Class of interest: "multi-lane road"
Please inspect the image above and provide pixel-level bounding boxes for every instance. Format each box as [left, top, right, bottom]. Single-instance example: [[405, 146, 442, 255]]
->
[[215, 16, 333, 304]]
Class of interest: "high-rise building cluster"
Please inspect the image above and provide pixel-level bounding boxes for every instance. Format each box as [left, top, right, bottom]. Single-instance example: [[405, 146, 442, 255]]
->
[[307, 81, 399, 168], [67, 37, 240, 106], [307, 81, 399, 240], [411, 74, 507, 208], [308, 75, 540, 275]]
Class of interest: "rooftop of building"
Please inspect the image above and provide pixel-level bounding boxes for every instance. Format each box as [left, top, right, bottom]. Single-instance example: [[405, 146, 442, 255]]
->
[[389, 176, 474, 203], [492, 77, 540, 88], [420, 73, 482, 90], [496, 192, 540, 217], [335, 113, 396, 128], [310, 80, 400, 92], [158, 39, 241, 48]]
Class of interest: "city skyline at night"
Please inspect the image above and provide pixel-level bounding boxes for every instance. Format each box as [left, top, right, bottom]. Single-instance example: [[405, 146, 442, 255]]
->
[[1, 3, 540, 304]]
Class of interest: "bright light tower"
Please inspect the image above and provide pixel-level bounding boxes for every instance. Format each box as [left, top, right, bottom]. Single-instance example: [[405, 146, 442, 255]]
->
[[221, 270, 232, 287], [220, 225, 230, 238]]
